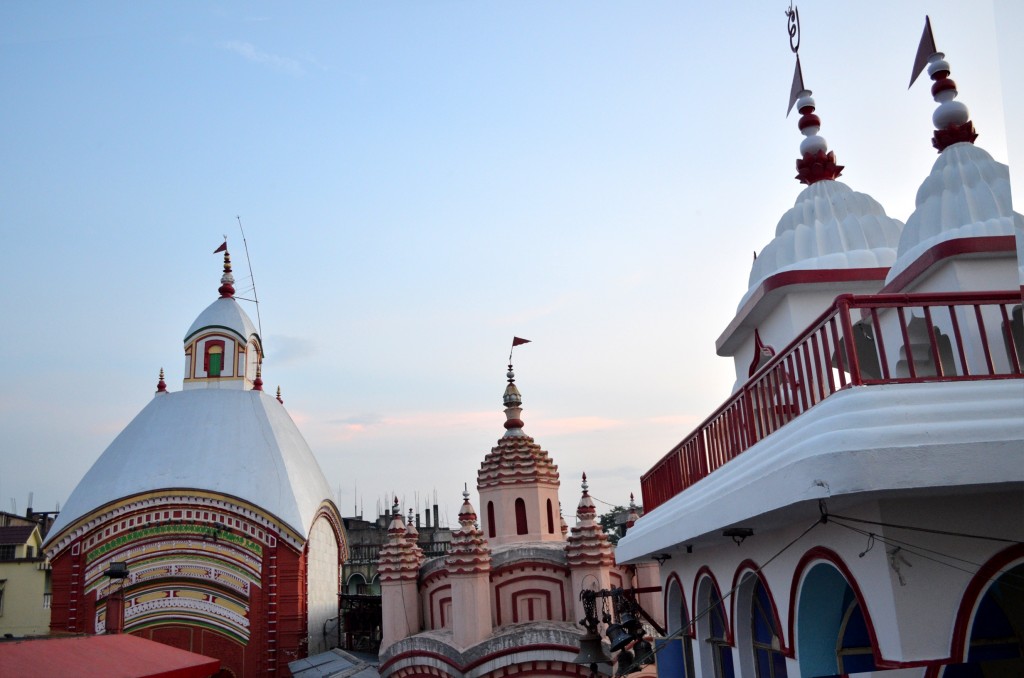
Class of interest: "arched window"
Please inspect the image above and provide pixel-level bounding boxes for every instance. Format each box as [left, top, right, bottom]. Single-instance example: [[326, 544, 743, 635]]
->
[[487, 501, 496, 539], [751, 578, 787, 678], [515, 498, 528, 535], [836, 593, 875, 673], [707, 586, 736, 678], [945, 562, 1024, 676], [546, 499, 554, 534], [204, 340, 226, 377]]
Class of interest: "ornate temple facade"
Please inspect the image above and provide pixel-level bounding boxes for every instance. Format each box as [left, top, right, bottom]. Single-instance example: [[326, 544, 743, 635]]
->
[[617, 20, 1023, 678], [377, 366, 663, 678], [43, 250, 348, 677]]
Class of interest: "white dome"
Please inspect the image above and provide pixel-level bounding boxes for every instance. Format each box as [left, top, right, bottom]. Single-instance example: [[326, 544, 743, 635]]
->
[[886, 143, 1021, 284], [185, 297, 259, 344], [47, 389, 333, 539], [742, 180, 904, 307]]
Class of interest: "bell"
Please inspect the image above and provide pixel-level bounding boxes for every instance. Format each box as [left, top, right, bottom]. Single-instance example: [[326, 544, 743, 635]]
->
[[606, 622, 633, 653], [615, 648, 637, 676], [573, 631, 612, 666], [633, 638, 655, 665], [618, 609, 643, 637]]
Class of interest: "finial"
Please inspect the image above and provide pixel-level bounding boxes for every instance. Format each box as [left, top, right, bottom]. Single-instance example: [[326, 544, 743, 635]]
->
[[463, 482, 470, 502], [275, 386, 283, 404], [785, 9, 842, 185], [502, 364, 525, 435], [253, 362, 263, 391], [218, 250, 235, 298], [910, 18, 976, 152], [156, 368, 167, 394], [581, 472, 589, 494], [392, 496, 400, 515]]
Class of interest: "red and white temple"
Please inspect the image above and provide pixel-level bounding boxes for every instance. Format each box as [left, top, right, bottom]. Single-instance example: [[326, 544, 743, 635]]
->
[[617, 18, 1022, 678], [377, 365, 663, 678], [43, 250, 348, 677]]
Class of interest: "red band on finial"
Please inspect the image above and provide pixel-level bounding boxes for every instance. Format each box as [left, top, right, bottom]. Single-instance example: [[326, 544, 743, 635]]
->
[[218, 251, 235, 298], [933, 122, 978, 152]]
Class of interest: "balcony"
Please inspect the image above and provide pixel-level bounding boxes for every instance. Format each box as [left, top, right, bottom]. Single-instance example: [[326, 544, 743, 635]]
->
[[640, 291, 1023, 514]]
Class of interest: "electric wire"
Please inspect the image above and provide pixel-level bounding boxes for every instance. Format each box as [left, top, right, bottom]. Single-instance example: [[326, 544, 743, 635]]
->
[[826, 511, 1022, 544], [827, 518, 1024, 595], [622, 517, 822, 671]]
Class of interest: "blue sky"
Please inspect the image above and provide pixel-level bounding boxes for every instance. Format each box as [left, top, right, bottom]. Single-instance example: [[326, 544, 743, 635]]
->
[[1, 2, 1020, 526]]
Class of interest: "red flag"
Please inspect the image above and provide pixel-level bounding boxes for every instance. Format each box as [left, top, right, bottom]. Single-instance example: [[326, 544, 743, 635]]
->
[[909, 16, 937, 88], [213, 241, 227, 254], [512, 337, 531, 347]]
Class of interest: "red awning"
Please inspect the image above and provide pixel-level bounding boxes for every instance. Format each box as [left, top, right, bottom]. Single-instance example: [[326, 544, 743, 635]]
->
[[0, 634, 220, 678]]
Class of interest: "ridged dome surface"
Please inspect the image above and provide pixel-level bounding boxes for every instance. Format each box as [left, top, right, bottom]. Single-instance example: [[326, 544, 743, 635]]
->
[[743, 180, 904, 307], [47, 389, 332, 540], [886, 142, 1021, 283], [477, 435, 560, 490]]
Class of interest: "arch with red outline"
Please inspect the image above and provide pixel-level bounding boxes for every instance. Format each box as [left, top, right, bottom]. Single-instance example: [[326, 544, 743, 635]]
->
[[948, 543, 1024, 663], [789, 546, 884, 672]]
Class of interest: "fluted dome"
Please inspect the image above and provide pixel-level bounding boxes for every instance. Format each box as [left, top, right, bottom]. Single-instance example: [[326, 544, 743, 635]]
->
[[886, 143, 1021, 284], [743, 180, 904, 307]]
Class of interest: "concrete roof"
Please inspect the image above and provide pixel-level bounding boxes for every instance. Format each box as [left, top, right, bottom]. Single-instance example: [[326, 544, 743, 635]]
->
[[46, 388, 333, 543]]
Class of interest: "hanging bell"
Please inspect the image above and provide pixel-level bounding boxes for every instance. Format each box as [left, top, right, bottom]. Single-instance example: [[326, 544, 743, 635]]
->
[[606, 622, 633, 653], [633, 638, 655, 665], [573, 631, 612, 666], [615, 648, 637, 676], [618, 609, 643, 637]]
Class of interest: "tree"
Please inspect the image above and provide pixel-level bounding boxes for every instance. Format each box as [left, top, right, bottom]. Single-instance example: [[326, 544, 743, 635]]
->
[[598, 506, 627, 545]]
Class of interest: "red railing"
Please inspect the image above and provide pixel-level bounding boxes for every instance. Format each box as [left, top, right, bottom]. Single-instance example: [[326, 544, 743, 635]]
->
[[640, 291, 1023, 513]]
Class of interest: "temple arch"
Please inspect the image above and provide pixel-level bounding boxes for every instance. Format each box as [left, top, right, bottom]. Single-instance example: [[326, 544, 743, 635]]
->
[[795, 558, 876, 676]]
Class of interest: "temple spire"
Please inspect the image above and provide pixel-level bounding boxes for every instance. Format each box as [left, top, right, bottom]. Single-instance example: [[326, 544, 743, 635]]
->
[[218, 249, 235, 299], [156, 368, 167, 394], [502, 363, 525, 437], [785, 11, 842, 185], [910, 17, 977, 152]]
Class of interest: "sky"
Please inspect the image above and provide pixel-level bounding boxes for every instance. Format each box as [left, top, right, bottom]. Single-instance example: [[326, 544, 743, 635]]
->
[[1, 2, 1020, 529]]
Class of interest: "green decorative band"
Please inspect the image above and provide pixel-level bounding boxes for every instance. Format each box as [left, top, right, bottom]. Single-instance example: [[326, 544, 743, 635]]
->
[[87, 523, 263, 562]]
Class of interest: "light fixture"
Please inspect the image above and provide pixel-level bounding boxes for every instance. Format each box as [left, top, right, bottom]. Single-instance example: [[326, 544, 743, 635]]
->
[[722, 527, 754, 546], [652, 553, 671, 566]]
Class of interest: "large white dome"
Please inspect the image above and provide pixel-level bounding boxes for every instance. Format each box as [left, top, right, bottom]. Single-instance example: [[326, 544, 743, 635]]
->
[[742, 180, 904, 307], [47, 388, 333, 539], [886, 142, 1021, 284]]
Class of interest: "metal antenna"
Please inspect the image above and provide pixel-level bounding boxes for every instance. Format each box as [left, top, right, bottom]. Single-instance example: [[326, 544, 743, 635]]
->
[[236, 216, 264, 341]]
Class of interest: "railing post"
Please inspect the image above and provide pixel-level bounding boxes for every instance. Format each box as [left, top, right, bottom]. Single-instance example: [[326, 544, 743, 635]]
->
[[837, 296, 863, 386]]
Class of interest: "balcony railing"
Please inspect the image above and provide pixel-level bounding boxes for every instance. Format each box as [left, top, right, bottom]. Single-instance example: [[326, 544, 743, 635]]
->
[[640, 291, 1023, 513]]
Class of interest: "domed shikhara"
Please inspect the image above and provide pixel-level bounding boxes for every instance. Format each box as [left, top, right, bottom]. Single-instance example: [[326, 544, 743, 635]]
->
[[885, 142, 1021, 285], [47, 387, 333, 539], [185, 296, 260, 348], [477, 366, 563, 546], [743, 180, 904, 307]]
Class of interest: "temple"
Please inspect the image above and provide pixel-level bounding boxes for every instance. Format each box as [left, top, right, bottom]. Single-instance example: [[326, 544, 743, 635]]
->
[[43, 249, 348, 676], [377, 365, 663, 678], [617, 18, 1023, 677]]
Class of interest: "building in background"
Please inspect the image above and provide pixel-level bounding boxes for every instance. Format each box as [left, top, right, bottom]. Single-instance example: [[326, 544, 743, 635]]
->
[[43, 250, 348, 676], [378, 366, 663, 678], [618, 21, 1023, 678], [338, 507, 452, 654], [0, 511, 52, 638]]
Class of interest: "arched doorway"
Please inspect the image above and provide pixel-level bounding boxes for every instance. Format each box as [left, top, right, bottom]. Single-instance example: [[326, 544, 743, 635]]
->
[[796, 562, 876, 676]]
